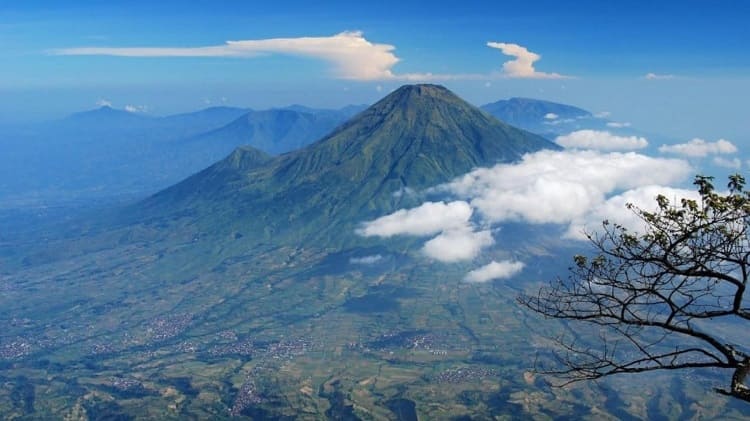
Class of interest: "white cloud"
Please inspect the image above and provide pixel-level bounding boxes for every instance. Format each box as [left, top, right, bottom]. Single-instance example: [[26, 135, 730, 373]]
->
[[486, 42, 568, 79], [544, 113, 559, 120], [349, 255, 383, 265], [359, 150, 695, 281], [464, 260, 525, 283], [96, 99, 112, 107], [422, 227, 494, 262], [440, 150, 691, 227], [543, 117, 576, 126], [124, 104, 148, 113], [712, 156, 742, 169], [594, 111, 611, 118], [56, 33, 571, 82], [644, 72, 675, 80], [659, 138, 738, 157], [357, 201, 472, 238], [566, 185, 700, 239], [55, 31, 400, 81], [606, 121, 631, 128], [555, 130, 648, 151]]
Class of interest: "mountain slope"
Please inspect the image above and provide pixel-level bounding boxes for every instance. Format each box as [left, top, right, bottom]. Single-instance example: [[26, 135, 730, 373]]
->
[[186, 108, 352, 155], [62, 106, 155, 132], [137, 84, 559, 245], [481, 97, 591, 125], [157, 106, 250, 139], [481, 97, 603, 139]]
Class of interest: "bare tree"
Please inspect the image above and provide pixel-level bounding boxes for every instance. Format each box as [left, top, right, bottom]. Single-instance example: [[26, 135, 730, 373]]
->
[[519, 174, 750, 402]]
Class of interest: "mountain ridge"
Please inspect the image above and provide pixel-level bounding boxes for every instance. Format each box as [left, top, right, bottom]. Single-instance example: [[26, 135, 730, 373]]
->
[[135, 84, 560, 246]]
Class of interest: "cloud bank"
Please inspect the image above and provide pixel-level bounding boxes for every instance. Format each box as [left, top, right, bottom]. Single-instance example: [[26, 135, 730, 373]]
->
[[359, 147, 697, 281], [359, 149, 693, 272], [422, 227, 494, 262], [464, 260, 525, 283], [565, 185, 700, 239], [441, 150, 690, 228], [556, 130, 648, 151], [357, 201, 493, 262], [357, 201, 472, 237], [486, 42, 568, 79], [658, 138, 737, 157]]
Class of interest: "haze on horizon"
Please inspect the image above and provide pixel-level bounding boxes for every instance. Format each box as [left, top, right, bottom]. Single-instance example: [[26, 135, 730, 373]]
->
[[1, 2, 750, 419], [1, 0, 749, 144]]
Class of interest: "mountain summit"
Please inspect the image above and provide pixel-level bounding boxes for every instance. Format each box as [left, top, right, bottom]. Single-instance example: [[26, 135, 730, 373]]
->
[[136, 84, 559, 245]]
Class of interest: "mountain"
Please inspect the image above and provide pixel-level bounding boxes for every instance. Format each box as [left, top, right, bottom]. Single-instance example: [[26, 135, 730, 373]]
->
[[481, 97, 591, 125], [481, 97, 608, 139], [156, 106, 251, 138], [137, 84, 559, 245], [185, 107, 353, 155], [280, 103, 367, 119], [3, 86, 734, 420], [0, 104, 359, 207], [63, 105, 155, 132]]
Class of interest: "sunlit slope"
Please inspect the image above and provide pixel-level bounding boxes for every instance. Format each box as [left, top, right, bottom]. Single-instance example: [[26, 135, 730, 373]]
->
[[135, 84, 560, 245]]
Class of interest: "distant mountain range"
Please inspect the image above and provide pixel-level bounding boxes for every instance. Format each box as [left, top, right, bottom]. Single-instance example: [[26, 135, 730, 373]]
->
[[480, 97, 610, 139], [133, 84, 558, 246], [0, 85, 719, 420], [184, 105, 366, 156], [0, 104, 360, 207], [0, 90, 627, 208]]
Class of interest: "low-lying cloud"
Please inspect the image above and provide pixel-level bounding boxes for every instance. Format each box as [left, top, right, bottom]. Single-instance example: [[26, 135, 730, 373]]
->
[[441, 150, 690, 227], [565, 185, 700, 239], [464, 260, 525, 283], [359, 149, 694, 276], [349, 255, 383, 265], [659, 138, 737, 157], [422, 227, 494, 262], [357, 201, 472, 237], [556, 130, 648, 151]]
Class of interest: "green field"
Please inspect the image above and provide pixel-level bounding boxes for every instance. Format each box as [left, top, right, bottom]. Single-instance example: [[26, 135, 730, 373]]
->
[[1, 219, 746, 420]]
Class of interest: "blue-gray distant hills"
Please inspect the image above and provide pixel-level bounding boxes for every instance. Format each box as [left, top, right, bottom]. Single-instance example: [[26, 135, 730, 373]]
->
[[481, 97, 608, 139], [185, 105, 366, 156], [0, 89, 621, 210], [133, 84, 559, 246], [0, 104, 361, 207]]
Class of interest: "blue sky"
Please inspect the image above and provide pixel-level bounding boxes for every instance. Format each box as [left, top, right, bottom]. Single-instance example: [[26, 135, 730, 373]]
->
[[1, 0, 749, 142]]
